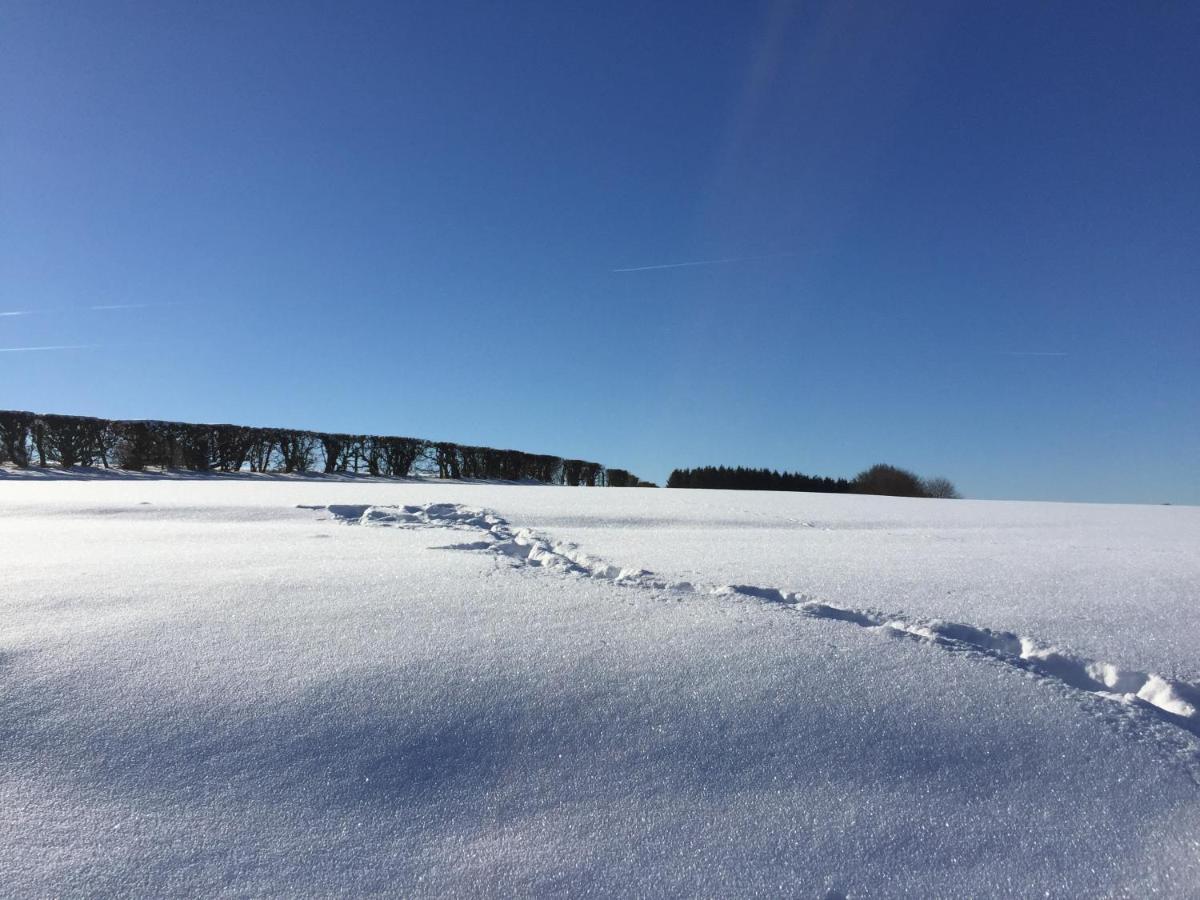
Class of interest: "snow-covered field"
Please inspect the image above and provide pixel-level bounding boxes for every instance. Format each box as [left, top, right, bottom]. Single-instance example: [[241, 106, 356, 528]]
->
[[2, 474, 1199, 897]]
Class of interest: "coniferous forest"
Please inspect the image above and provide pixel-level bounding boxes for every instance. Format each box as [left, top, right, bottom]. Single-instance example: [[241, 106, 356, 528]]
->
[[667, 464, 959, 498], [667, 466, 852, 493]]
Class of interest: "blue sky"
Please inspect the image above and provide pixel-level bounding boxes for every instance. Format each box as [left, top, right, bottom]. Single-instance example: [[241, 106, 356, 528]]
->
[[2, 1, 1197, 503]]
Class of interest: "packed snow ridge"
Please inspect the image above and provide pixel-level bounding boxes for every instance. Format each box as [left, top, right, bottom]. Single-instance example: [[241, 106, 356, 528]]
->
[[304, 502, 1200, 744]]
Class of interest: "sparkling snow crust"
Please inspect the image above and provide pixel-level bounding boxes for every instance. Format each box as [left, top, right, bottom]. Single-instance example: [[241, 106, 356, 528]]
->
[[2, 476, 1198, 896]]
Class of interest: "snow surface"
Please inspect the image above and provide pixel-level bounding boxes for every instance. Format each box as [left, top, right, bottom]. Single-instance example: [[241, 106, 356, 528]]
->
[[2, 475, 1199, 896]]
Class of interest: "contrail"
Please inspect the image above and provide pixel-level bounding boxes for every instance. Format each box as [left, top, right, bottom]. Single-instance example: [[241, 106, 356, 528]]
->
[[0, 302, 181, 316], [89, 302, 178, 311], [612, 252, 792, 273], [0, 344, 96, 353]]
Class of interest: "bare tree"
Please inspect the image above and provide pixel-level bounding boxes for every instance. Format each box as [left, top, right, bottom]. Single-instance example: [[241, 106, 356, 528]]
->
[[276, 431, 318, 473], [377, 437, 424, 477], [206, 425, 251, 472], [319, 434, 345, 473], [0, 410, 34, 467], [853, 463, 928, 497], [112, 421, 158, 470], [922, 476, 961, 499], [41, 414, 108, 468], [0, 409, 631, 487]]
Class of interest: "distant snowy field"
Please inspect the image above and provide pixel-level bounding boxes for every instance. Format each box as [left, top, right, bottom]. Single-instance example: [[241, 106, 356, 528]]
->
[[2, 474, 1199, 897]]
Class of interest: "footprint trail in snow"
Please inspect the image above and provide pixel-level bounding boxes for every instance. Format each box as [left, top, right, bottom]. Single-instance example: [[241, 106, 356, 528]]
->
[[302, 501, 1200, 779]]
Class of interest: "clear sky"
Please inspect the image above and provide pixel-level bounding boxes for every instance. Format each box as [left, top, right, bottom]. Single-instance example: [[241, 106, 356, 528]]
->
[[2, 1, 1197, 503]]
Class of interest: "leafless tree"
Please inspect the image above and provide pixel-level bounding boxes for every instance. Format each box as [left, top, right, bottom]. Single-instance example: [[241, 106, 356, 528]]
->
[[853, 463, 928, 497], [922, 476, 961, 499], [0, 410, 34, 467]]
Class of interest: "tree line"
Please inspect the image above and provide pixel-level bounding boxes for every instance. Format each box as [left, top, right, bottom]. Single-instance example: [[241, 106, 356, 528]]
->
[[0, 410, 653, 486], [667, 464, 960, 498], [667, 466, 852, 493]]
